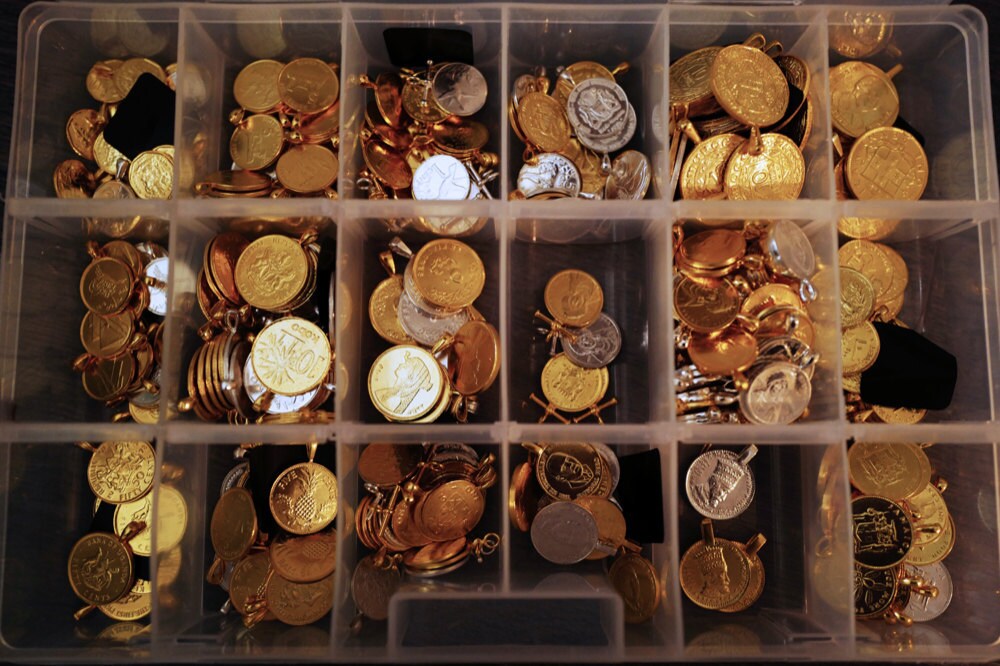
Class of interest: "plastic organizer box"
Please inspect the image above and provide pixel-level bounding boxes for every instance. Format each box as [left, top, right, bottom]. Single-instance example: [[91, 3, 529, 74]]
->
[[1, 1, 999, 662]]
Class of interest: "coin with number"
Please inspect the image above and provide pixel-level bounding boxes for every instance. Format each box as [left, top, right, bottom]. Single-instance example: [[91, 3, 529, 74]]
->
[[87, 440, 155, 505], [68, 532, 135, 606], [251, 317, 332, 396]]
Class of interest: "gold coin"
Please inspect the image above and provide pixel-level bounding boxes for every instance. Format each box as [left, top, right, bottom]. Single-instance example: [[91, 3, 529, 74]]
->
[[845, 127, 928, 200], [872, 404, 926, 425], [372, 71, 404, 127], [830, 61, 899, 139], [879, 243, 909, 301], [351, 554, 401, 621], [129, 401, 159, 424], [234, 59, 284, 113], [679, 537, 751, 610], [129, 150, 173, 199], [86, 60, 123, 103], [534, 442, 608, 500], [674, 275, 739, 333], [411, 239, 486, 311], [838, 217, 899, 241], [229, 551, 271, 616], [80, 256, 133, 315], [230, 114, 284, 170], [68, 532, 134, 606], [98, 579, 151, 621], [251, 317, 332, 395], [843, 373, 861, 394], [401, 78, 449, 124], [277, 58, 339, 115], [270, 461, 339, 535], [368, 345, 445, 422], [740, 283, 803, 319], [509, 462, 537, 532], [720, 544, 765, 613], [112, 487, 185, 556], [841, 321, 880, 374], [358, 444, 424, 488], [709, 45, 788, 127], [839, 239, 894, 305], [53, 159, 95, 198], [724, 134, 805, 200], [265, 572, 335, 626], [362, 138, 411, 190], [839, 266, 876, 328], [450, 320, 501, 395], [830, 10, 893, 58], [517, 92, 571, 153], [416, 479, 485, 541], [680, 133, 743, 200], [540, 353, 609, 412], [113, 57, 166, 100], [575, 496, 627, 560], [677, 229, 746, 277], [544, 269, 603, 328], [66, 109, 105, 162], [275, 143, 338, 194], [82, 355, 136, 401], [211, 488, 258, 561], [87, 440, 154, 505], [906, 515, 954, 566], [234, 235, 309, 311], [80, 310, 134, 358], [369, 275, 415, 345], [93, 132, 127, 176], [687, 327, 757, 376], [558, 138, 605, 194], [553, 60, 615, 107], [669, 47, 722, 117], [848, 442, 931, 500], [609, 553, 661, 622], [430, 118, 490, 156], [905, 484, 948, 535]]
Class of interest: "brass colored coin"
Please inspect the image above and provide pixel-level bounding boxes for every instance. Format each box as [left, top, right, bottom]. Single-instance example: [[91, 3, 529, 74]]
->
[[117, 487, 186, 555], [839, 240, 894, 305], [830, 61, 899, 139], [402, 536, 468, 571], [411, 239, 486, 311], [93, 132, 127, 176], [669, 47, 722, 117], [535, 442, 606, 500], [674, 275, 739, 334], [544, 269, 603, 328], [609, 553, 661, 623], [509, 461, 537, 532], [113, 58, 166, 100], [82, 354, 136, 401], [841, 321, 880, 374], [830, 10, 893, 58], [68, 532, 134, 606], [710, 45, 789, 127], [517, 92, 571, 153], [724, 134, 805, 200], [688, 328, 757, 376], [369, 275, 415, 345], [368, 345, 445, 422], [269, 531, 337, 583], [848, 442, 931, 500], [207, 232, 249, 305], [102, 240, 144, 275], [845, 127, 928, 200], [211, 488, 258, 561], [80, 310, 134, 358], [234, 59, 284, 113], [358, 444, 423, 488], [298, 100, 340, 143], [401, 78, 449, 123], [677, 229, 746, 277], [872, 404, 926, 425], [200, 169, 272, 193], [720, 549, 765, 613], [54, 159, 95, 198], [231, 114, 285, 170], [86, 60, 123, 103], [430, 118, 490, 156], [679, 537, 751, 610], [906, 514, 955, 566], [740, 283, 803, 319], [680, 133, 743, 200], [129, 150, 173, 199], [251, 317, 332, 396], [129, 401, 159, 425], [373, 71, 404, 127], [450, 320, 501, 395], [839, 266, 876, 328], [277, 58, 339, 115], [229, 552, 271, 616], [362, 139, 412, 190], [234, 235, 309, 311], [265, 572, 335, 626], [87, 440, 155, 505], [416, 479, 485, 541], [113, 494, 153, 556], [852, 495, 913, 569], [540, 354, 609, 412], [574, 496, 627, 559], [66, 109, 105, 162], [905, 485, 948, 544], [879, 243, 909, 301], [98, 579, 151, 621], [854, 563, 898, 618], [275, 143, 339, 194], [270, 461, 339, 535], [351, 554, 402, 621]]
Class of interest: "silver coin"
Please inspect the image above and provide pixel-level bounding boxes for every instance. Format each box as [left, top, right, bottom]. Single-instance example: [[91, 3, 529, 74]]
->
[[431, 62, 488, 117], [685, 449, 755, 520], [589, 442, 620, 494], [530, 501, 599, 565], [738, 361, 812, 425], [135, 241, 168, 261], [144, 256, 169, 316], [517, 153, 581, 199], [243, 355, 317, 413], [221, 461, 250, 496], [568, 79, 636, 153], [397, 290, 470, 346], [764, 220, 816, 280], [412, 154, 472, 201], [756, 336, 817, 379], [128, 368, 161, 408], [576, 103, 637, 155], [605, 150, 650, 199], [512, 73, 543, 108], [903, 562, 953, 622], [563, 312, 622, 369]]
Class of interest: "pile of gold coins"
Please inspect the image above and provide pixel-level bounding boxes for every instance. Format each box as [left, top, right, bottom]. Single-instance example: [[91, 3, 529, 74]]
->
[[196, 58, 341, 198], [350, 443, 500, 624], [849, 442, 954, 625], [510, 442, 661, 624], [74, 239, 168, 420], [207, 443, 337, 627], [58, 58, 175, 199], [673, 221, 819, 425], [671, 34, 810, 200], [368, 238, 499, 423], [180, 230, 334, 424], [680, 518, 767, 613], [526, 269, 620, 424], [509, 62, 651, 200], [358, 62, 498, 200]]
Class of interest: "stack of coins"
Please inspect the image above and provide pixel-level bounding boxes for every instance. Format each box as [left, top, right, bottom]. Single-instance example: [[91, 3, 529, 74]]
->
[[195, 58, 341, 198], [357, 63, 498, 200], [179, 231, 335, 424], [527, 269, 621, 424], [511, 442, 661, 624], [207, 444, 337, 628], [849, 442, 954, 625], [680, 518, 767, 612], [350, 444, 500, 624], [74, 240, 169, 420], [684, 445, 758, 521], [368, 238, 500, 423], [58, 58, 176, 200], [671, 34, 809, 200], [509, 62, 651, 200], [673, 221, 819, 425]]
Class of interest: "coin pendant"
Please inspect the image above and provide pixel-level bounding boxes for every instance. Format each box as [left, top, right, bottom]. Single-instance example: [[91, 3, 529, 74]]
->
[[397, 290, 470, 347], [609, 553, 661, 623], [540, 354, 609, 412], [830, 61, 899, 139], [903, 562, 953, 622], [674, 275, 739, 334], [277, 58, 339, 115], [845, 127, 928, 200], [410, 239, 486, 311], [351, 554, 402, 621], [848, 442, 930, 500], [739, 361, 812, 425], [839, 267, 876, 328], [680, 133, 743, 200], [517, 152, 581, 199], [68, 532, 134, 605], [211, 488, 258, 561], [530, 501, 599, 565], [229, 551, 271, 616], [841, 321, 880, 374], [563, 312, 622, 369], [679, 538, 751, 610], [87, 440, 155, 504], [234, 59, 284, 113], [517, 92, 571, 153], [269, 531, 337, 584], [269, 461, 339, 535], [724, 134, 805, 200], [854, 562, 898, 617], [544, 269, 604, 328], [412, 154, 472, 201], [852, 495, 913, 569], [251, 317, 331, 396], [368, 345, 444, 422], [685, 450, 755, 520], [710, 45, 788, 127]]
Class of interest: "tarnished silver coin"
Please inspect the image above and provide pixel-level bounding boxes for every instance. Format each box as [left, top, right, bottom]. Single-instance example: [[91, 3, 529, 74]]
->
[[739, 361, 812, 425], [530, 501, 599, 565], [431, 62, 488, 117], [904, 562, 953, 622], [685, 446, 757, 520], [221, 460, 250, 496], [567, 78, 633, 148], [756, 336, 818, 379], [243, 355, 318, 413], [563, 313, 622, 369], [517, 153, 581, 199], [144, 256, 169, 316], [589, 442, 620, 495], [397, 290, 470, 346], [412, 154, 472, 201], [605, 150, 650, 200], [763, 220, 816, 280]]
